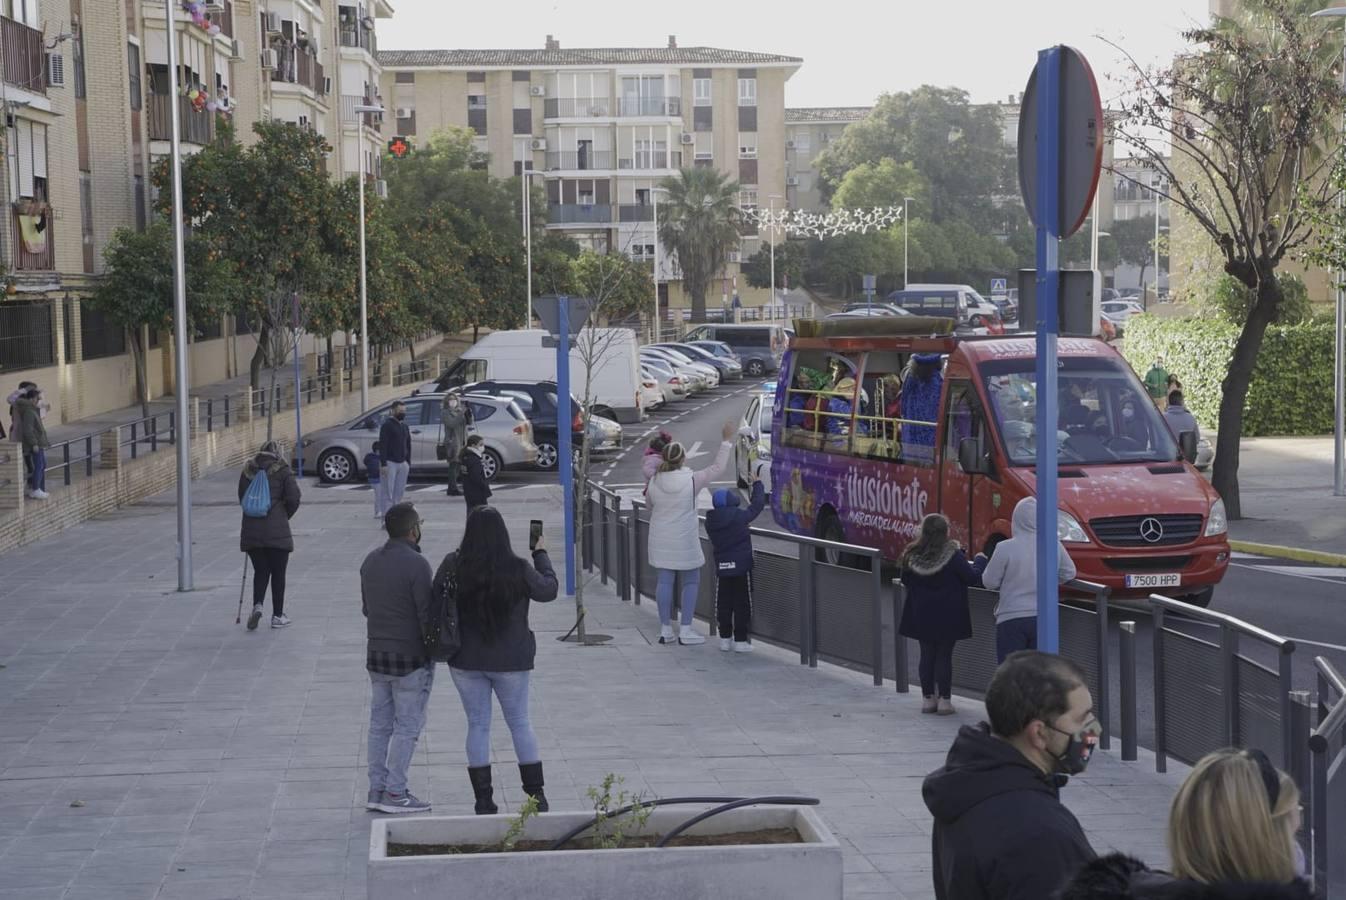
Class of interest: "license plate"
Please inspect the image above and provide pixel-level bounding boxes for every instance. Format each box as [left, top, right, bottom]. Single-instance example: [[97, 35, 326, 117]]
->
[[1125, 573, 1182, 589]]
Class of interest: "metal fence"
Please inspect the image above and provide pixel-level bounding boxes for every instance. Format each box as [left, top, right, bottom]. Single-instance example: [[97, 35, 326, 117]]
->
[[1309, 658, 1345, 895], [0, 300, 56, 372]]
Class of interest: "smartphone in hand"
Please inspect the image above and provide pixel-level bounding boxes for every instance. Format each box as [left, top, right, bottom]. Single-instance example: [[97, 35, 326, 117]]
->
[[529, 519, 543, 551]]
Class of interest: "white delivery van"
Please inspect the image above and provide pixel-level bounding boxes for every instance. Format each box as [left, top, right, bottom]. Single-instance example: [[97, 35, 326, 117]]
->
[[428, 329, 645, 423]]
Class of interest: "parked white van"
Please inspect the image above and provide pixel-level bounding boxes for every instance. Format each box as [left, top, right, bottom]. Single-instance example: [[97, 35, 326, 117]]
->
[[425, 329, 646, 423]]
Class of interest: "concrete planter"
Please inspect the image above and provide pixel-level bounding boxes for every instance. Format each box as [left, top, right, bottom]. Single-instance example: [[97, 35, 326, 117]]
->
[[368, 805, 842, 900]]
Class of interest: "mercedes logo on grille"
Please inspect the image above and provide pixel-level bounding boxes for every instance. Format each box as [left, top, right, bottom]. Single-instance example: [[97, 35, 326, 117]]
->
[[1139, 517, 1165, 543]]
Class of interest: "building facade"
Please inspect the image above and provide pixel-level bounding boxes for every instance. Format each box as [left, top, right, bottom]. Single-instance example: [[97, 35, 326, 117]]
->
[[0, 0, 392, 424], [782, 106, 869, 213], [378, 36, 800, 312]]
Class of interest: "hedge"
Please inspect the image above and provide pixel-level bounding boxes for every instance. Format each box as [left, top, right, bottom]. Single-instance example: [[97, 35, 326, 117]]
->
[[1121, 315, 1334, 437]]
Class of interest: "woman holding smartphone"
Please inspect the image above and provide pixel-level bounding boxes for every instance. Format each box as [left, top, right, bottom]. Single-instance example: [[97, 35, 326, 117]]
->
[[434, 507, 558, 815]]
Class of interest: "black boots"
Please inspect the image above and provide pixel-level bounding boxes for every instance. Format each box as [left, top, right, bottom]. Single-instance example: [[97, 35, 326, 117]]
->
[[468, 765, 497, 815], [519, 761, 549, 812]]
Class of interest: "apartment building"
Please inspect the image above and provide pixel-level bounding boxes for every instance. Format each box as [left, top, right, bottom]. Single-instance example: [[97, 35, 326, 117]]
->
[[783, 106, 869, 212], [0, 0, 392, 424], [378, 36, 800, 311]]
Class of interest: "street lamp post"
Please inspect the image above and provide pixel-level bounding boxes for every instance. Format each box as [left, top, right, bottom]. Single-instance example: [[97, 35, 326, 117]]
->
[[767, 194, 783, 313], [652, 185, 669, 343], [903, 196, 916, 288], [1152, 178, 1162, 308], [1310, 5, 1346, 497], [164, 4, 193, 591], [352, 103, 384, 412]]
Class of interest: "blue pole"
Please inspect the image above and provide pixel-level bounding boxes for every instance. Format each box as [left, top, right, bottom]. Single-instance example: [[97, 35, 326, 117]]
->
[[1034, 47, 1062, 653], [556, 297, 576, 597]]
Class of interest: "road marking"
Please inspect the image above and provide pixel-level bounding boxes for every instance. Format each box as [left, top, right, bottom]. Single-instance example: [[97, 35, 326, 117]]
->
[[684, 441, 708, 460], [1230, 562, 1346, 586]]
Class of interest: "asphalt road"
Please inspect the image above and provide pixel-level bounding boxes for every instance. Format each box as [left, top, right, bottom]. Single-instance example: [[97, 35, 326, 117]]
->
[[588, 374, 1346, 751]]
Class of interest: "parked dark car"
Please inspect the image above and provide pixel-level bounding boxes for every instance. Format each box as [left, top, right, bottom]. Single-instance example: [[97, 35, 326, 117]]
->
[[454, 381, 584, 471]]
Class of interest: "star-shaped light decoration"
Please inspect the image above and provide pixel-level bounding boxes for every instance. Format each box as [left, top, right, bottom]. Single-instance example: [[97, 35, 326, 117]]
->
[[740, 206, 906, 238]]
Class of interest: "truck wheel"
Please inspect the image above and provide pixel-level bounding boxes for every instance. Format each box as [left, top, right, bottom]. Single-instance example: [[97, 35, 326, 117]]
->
[[1180, 587, 1214, 609], [816, 512, 861, 568]]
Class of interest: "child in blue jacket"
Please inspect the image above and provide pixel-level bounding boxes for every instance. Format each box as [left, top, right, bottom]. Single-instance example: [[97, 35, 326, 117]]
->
[[704, 475, 767, 652], [365, 442, 383, 519]]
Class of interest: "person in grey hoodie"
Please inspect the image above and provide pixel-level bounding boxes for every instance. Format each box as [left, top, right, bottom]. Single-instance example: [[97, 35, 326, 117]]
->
[[981, 496, 1076, 663]]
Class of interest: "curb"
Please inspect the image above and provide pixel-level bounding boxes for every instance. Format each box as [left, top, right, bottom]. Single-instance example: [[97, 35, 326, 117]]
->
[[1229, 539, 1346, 568]]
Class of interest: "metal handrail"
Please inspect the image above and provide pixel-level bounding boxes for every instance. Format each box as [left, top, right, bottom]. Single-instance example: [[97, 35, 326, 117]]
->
[[1310, 657, 1346, 751], [1148, 593, 1295, 651], [1316, 655, 1346, 698]]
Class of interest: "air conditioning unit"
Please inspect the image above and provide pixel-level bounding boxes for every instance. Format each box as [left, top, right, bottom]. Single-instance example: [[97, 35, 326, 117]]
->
[[203, 0, 225, 12], [679, 132, 694, 145], [786, 139, 795, 149], [260, 48, 279, 70], [786, 176, 800, 186], [588, 104, 607, 116], [396, 107, 413, 119], [529, 85, 546, 97], [46, 53, 64, 88], [374, 179, 388, 199], [530, 137, 547, 151], [264, 11, 282, 34], [229, 39, 243, 60], [727, 251, 742, 263]]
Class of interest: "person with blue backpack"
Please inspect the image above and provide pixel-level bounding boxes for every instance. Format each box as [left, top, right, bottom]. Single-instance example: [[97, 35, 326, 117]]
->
[[704, 472, 768, 653], [239, 440, 302, 630]]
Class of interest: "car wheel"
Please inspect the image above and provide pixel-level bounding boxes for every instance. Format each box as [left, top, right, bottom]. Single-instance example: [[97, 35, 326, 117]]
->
[[535, 441, 559, 470], [317, 448, 356, 484], [482, 448, 502, 482], [815, 511, 853, 567], [746, 359, 766, 377], [1180, 587, 1214, 609]]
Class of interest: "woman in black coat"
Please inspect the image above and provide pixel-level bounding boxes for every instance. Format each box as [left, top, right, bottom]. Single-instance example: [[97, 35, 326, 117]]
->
[[897, 513, 986, 715], [238, 440, 302, 630], [434, 506, 557, 815], [458, 435, 492, 511]]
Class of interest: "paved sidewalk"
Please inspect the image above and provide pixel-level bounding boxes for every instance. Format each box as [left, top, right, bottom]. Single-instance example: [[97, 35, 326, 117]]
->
[[0, 470, 1184, 900], [1221, 436, 1346, 562]]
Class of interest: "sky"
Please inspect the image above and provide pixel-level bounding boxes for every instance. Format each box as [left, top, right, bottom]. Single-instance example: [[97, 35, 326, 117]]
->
[[379, 0, 1214, 109]]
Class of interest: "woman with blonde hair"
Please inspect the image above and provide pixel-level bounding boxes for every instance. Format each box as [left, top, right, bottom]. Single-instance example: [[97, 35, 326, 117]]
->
[[1058, 747, 1311, 899]]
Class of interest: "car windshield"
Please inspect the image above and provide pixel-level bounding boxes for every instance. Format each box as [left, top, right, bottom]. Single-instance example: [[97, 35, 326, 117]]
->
[[980, 356, 1180, 466]]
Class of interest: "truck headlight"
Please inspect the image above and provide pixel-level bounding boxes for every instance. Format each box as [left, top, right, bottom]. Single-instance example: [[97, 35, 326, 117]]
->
[[1205, 498, 1228, 536], [1058, 510, 1090, 544]]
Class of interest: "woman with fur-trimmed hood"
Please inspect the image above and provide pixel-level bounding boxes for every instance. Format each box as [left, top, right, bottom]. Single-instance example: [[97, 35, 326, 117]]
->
[[897, 513, 986, 715]]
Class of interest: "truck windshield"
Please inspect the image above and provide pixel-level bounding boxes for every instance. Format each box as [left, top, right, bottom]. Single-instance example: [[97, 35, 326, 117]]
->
[[980, 356, 1180, 466]]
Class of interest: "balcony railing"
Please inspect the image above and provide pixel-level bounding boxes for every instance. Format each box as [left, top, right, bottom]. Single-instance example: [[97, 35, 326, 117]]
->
[[339, 25, 376, 54], [543, 97, 613, 118], [617, 204, 654, 223], [147, 94, 215, 145], [545, 150, 615, 170], [548, 203, 613, 225], [618, 97, 681, 117], [2, 16, 45, 94], [618, 151, 682, 170], [11, 206, 54, 271], [340, 95, 382, 130], [272, 44, 324, 94], [219, 0, 234, 38]]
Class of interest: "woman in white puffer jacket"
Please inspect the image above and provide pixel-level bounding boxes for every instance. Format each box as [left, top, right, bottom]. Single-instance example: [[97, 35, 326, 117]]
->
[[645, 421, 735, 645]]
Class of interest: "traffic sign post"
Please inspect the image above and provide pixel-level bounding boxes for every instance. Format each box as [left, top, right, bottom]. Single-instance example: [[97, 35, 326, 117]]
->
[[862, 273, 877, 311], [991, 277, 1008, 295], [1018, 46, 1102, 654]]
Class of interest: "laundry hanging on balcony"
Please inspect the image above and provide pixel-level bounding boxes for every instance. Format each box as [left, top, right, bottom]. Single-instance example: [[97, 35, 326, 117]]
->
[[18, 211, 47, 254]]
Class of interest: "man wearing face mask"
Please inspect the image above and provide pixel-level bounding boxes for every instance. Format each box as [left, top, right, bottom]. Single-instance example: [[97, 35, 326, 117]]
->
[[923, 651, 1099, 900], [360, 502, 436, 814], [378, 401, 414, 509]]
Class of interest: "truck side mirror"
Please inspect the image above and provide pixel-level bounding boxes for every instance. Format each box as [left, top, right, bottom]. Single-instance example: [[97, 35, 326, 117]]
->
[[958, 436, 989, 475], [1179, 431, 1198, 464]]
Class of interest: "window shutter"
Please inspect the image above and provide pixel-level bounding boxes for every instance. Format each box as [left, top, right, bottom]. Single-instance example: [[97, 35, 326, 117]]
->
[[47, 53, 65, 88]]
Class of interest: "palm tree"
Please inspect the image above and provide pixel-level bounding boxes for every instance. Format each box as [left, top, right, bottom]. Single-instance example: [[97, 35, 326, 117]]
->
[[657, 167, 741, 322]]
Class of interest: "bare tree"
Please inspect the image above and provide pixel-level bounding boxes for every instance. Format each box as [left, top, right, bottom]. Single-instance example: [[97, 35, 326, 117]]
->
[[249, 288, 308, 441], [1107, 0, 1343, 517]]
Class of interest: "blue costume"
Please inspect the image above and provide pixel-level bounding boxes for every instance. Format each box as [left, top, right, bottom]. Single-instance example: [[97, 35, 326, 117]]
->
[[786, 390, 809, 429], [901, 354, 943, 459]]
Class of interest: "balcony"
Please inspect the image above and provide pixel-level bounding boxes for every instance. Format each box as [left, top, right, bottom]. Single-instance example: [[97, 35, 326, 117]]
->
[[545, 149, 615, 171], [11, 205, 54, 271], [147, 94, 215, 145], [617, 204, 654, 223], [340, 95, 382, 130], [219, 0, 234, 38], [618, 97, 681, 117], [1, 15, 44, 94], [339, 25, 377, 55], [272, 44, 325, 95], [617, 151, 682, 171], [548, 203, 613, 225], [543, 97, 612, 119]]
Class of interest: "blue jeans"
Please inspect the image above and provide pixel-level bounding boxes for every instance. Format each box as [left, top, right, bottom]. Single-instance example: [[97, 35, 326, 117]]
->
[[367, 665, 434, 795], [28, 447, 46, 492], [656, 566, 701, 627], [996, 617, 1038, 664], [449, 668, 539, 768]]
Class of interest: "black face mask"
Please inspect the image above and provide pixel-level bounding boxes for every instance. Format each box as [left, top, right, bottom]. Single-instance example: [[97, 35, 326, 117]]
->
[[1047, 720, 1100, 775], [410, 526, 422, 551], [394, 412, 406, 421]]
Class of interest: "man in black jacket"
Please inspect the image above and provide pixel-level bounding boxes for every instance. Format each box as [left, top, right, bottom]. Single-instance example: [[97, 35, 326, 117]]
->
[[458, 434, 492, 511], [377, 401, 413, 509], [923, 651, 1100, 900], [360, 502, 435, 815]]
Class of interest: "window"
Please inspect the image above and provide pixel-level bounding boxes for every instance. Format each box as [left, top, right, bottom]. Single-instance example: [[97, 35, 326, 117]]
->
[[693, 77, 711, 106], [792, 131, 810, 152], [128, 43, 142, 110], [694, 131, 713, 160], [79, 173, 94, 273], [737, 78, 756, 106], [72, 20, 86, 99], [7, 119, 48, 200], [739, 189, 758, 210], [738, 133, 757, 159], [133, 175, 146, 231], [468, 94, 487, 109]]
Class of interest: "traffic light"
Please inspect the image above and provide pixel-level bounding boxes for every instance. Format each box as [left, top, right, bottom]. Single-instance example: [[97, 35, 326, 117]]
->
[[387, 137, 412, 159]]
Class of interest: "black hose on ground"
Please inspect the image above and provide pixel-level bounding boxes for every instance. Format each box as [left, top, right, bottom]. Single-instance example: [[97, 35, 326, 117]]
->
[[546, 795, 820, 851]]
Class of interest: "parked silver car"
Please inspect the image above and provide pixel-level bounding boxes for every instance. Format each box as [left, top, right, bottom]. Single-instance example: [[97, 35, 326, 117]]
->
[[301, 392, 536, 484]]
